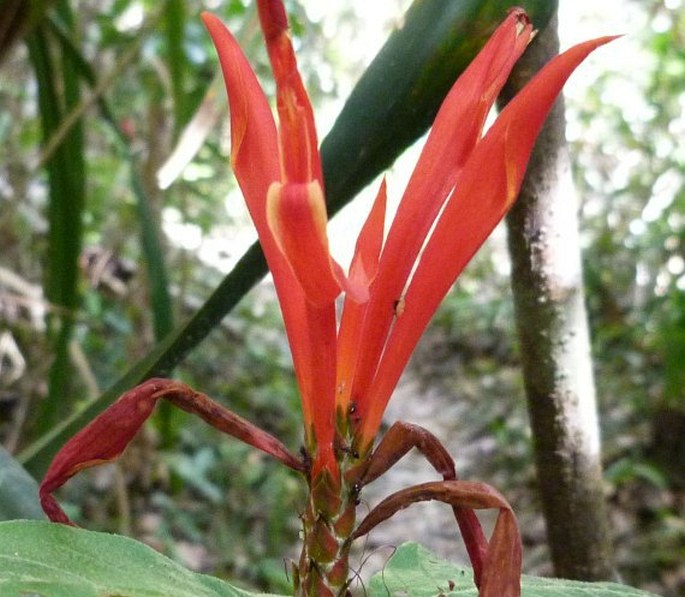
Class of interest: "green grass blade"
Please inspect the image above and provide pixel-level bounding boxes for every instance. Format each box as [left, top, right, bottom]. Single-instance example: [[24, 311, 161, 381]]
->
[[26, 8, 85, 434], [131, 168, 175, 340], [47, 10, 175, 343], [165, 0, 187, 132]]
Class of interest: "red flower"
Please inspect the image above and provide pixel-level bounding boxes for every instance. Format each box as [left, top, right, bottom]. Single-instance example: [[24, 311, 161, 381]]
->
[[39, 5, 615, 594], [202, 3, 615, 474]]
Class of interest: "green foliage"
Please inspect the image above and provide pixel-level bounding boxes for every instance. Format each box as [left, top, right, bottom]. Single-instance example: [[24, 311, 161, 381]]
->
[[369, 543, 661, 597], [0, 520, 271, 597], [569, 5, 685, 577], [154, 429, 303, 590], [572, 0, 684, 416], [0, 524, 661, 597], [25, 1, 87, 432]]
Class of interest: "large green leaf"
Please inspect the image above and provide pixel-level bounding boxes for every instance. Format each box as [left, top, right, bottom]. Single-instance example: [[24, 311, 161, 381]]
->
[[0, 524, 659, 597], [367, 543, 660, 597], [0, 520, 276, 597], [21, 0, 557, 476], [0, 447, 43, 521]]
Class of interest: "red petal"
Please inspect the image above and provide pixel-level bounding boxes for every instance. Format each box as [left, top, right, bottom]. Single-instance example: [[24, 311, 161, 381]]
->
[[264, 182, 341, 474], [267, 181, 343, 306], [257, 0, 321, 185], [203, 13, 333, 451], [348, 178, 386, 292], [301, 303, 339, 477], [255, 2, 341, 462], [336, 180, 387, 413], [350, 10, 533, 425], [358, 35, 617, 445], [201, 12, 279, 231]]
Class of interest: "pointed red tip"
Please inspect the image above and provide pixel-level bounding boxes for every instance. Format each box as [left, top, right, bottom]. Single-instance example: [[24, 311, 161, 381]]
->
[[257, 0, 289, 42]]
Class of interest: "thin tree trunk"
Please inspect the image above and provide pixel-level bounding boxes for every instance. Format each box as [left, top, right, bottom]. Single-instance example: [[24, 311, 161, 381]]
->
[[498, 13, 616, 581]]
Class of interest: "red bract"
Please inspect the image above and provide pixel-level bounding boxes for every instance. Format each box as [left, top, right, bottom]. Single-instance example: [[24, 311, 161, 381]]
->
[[202, 3, 613, 468], [40, 378, 304, 525], [40, 3, 615, 595]]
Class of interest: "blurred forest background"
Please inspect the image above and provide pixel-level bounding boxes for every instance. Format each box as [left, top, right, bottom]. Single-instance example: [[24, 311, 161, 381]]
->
[[0, 0, 683, 595]]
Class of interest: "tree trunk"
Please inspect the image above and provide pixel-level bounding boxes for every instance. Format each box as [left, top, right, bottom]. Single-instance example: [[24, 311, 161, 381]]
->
[[498, 13, 616, 581]]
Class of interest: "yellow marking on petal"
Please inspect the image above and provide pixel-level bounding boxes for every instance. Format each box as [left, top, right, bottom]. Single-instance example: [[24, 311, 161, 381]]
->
[[504, 125, 519, 207], [266, 180, 342, 306]]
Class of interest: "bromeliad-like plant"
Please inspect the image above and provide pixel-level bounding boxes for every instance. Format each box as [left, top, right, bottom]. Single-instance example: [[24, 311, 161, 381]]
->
[[38, 2, 614, 596]]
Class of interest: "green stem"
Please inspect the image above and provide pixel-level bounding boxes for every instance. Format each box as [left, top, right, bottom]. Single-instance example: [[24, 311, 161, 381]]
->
[[295, 441, 363, 596]]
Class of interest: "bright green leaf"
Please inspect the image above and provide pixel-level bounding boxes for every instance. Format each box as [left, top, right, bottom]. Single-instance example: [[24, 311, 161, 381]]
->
[[367, 543, 661, 597], [0, 520, 279, 597], [0, 526, 659, 597]]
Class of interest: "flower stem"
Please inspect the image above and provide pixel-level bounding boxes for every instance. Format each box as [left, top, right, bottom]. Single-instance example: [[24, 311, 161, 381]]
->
[[295, 431, 362, 596]]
